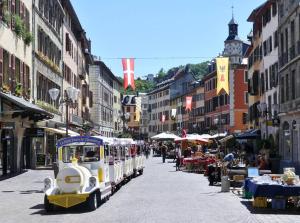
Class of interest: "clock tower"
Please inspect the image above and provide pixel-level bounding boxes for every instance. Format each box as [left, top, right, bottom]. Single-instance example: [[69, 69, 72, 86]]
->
[[223, 14, 244, 65]]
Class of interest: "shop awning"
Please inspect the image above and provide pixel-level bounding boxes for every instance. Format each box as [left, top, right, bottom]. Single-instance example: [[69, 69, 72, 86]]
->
[[235, 129, 261, 139], [0, 92, 53, 121], [59, 128, 80, 137], [219, 135, 234, 144], [45, 128, 80, 137], [45, 128, 66, 135]]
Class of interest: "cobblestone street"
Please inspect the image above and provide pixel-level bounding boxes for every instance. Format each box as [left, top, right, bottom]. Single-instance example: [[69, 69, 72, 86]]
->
[[0, 157, 300, 223]]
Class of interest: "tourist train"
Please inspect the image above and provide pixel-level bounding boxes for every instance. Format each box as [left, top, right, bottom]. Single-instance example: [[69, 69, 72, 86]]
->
[[43, 136, 145, 212]]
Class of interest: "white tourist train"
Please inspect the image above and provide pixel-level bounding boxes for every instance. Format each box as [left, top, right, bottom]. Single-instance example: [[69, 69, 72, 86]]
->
[[43, 136, 145, 212]]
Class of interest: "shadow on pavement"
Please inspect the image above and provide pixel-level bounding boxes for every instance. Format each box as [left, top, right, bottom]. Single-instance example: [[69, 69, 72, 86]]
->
[[20, 190, 43, 194], [30, 203, 98, 216], [240, 200, 300, 215], [0, 170, 28, 181]]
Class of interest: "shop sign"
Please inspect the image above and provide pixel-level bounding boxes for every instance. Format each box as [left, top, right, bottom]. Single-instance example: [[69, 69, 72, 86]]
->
[[27, 128, 45, 137], [0, 122, 15, 130], [56, 136, 103, 147]]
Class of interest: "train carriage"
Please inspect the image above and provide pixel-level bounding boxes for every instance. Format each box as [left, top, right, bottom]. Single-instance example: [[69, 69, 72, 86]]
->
[[43, 136, 111, 212]]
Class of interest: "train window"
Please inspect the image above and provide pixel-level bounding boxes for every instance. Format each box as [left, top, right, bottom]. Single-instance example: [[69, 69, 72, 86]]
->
[[62, 146, 100, 163]]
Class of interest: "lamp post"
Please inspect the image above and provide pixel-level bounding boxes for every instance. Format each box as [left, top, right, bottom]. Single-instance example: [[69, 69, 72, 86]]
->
[[49, 86, 80, 137]]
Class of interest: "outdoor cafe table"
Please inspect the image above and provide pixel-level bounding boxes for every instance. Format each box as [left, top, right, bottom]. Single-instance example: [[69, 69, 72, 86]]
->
[[244, 178, 300, 198]]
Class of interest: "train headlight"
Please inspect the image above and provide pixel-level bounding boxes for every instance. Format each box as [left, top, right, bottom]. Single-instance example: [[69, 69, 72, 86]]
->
[[89, 176, 97, 188], [44, 177, 53, 191]]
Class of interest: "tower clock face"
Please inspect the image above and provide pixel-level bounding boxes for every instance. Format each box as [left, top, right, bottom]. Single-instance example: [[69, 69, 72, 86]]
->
[[225, 42, 242, 55]]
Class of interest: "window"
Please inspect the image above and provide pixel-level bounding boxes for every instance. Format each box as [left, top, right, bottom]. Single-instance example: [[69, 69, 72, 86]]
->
[[269, 36, 272, 53], [272, 2, 277, 16], [265, 69, 269, 91], [274, 31, 278, 48], [114, 96, 117, 103], [89, 91, 93, 108], [286, 74, 289, 101], [244, 92, 249, 104], [263, 41, 267, 56], [292, 70, 296, 100], [291, 20, 295, 46], [244, 71, 248, 83], [126, 107, 130, 112], [281, 77, 285, 103]]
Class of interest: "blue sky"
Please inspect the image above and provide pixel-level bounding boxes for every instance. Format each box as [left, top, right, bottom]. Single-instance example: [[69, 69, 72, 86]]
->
[[72, 0, 265, 78]]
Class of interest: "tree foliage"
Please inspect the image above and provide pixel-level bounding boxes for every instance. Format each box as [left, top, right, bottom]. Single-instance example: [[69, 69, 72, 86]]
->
[[118, 61, 209, 94]]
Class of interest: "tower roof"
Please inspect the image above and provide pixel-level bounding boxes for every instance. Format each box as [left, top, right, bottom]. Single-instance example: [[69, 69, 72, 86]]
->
[[228, 17, 238, 25]]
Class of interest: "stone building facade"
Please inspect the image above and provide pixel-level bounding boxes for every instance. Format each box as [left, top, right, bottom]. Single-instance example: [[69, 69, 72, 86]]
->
[[277, 0, 300, 170]]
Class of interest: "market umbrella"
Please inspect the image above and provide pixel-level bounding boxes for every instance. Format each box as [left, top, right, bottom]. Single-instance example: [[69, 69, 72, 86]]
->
[[198, 134, 214, 139], [151, 132, 181, 141], [175, 134, 209, 143], [212, 133, 227, 138]]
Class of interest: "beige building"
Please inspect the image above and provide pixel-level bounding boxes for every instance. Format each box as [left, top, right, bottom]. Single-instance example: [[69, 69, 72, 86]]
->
[[148, 80, 172, 137], [0, 0, 53, 175]]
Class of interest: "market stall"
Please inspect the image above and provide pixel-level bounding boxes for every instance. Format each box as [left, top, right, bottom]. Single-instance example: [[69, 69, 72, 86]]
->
[[244, 168, 300, 209]]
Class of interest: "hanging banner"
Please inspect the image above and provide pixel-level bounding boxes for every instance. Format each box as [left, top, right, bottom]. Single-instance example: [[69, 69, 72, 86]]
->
[[216, 57, 229, 95], [122, 58, 135, 90], [185, 96, 192, 111], [161, 115, 166, 123]]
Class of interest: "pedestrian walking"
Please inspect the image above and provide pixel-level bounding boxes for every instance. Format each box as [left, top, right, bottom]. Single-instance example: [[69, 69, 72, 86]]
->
[[161, 144, 167, 163]]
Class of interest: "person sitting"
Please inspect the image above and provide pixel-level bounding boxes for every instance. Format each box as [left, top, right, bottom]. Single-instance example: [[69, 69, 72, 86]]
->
[[258, 156, 267, 170], [85, 150, 97, 162]]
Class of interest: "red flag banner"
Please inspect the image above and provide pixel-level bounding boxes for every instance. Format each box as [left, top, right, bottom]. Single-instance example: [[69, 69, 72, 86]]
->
[[122, 58, 135, 90], [161, 114, 165, 123], [185, 96, 192, 111]]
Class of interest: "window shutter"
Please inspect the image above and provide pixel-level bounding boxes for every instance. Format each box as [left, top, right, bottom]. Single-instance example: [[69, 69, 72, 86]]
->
[[66, 33, 70, 51], [0, 47, 3, 86], [10, 54, 15, 92], [89, 91, 93, 108], [20, 61, 23, 90]]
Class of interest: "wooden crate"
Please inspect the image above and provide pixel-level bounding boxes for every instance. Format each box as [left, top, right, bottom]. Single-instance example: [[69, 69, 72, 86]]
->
[[253, 197, 267, 208]]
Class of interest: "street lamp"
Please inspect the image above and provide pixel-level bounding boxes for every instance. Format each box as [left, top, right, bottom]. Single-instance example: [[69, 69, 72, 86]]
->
[[49, 86, 80, 137]]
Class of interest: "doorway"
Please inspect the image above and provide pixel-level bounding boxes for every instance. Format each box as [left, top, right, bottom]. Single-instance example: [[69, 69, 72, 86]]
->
[[0, 129, 14, 176]]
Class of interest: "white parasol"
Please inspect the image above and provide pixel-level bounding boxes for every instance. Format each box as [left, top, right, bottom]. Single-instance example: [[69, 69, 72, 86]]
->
[[151, 132, 181, 141]]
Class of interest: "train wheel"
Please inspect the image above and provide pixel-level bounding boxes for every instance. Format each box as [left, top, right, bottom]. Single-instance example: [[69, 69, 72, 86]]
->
[[87, 193, 98, 211], [44, 195, 54, 212]]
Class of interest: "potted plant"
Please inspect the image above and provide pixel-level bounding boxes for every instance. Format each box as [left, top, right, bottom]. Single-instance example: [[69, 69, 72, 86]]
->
[[24, 31, 33, 45], [2, 84, 10, 93], [15, 82, 23, 97], [13, 15, 24, 37]]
